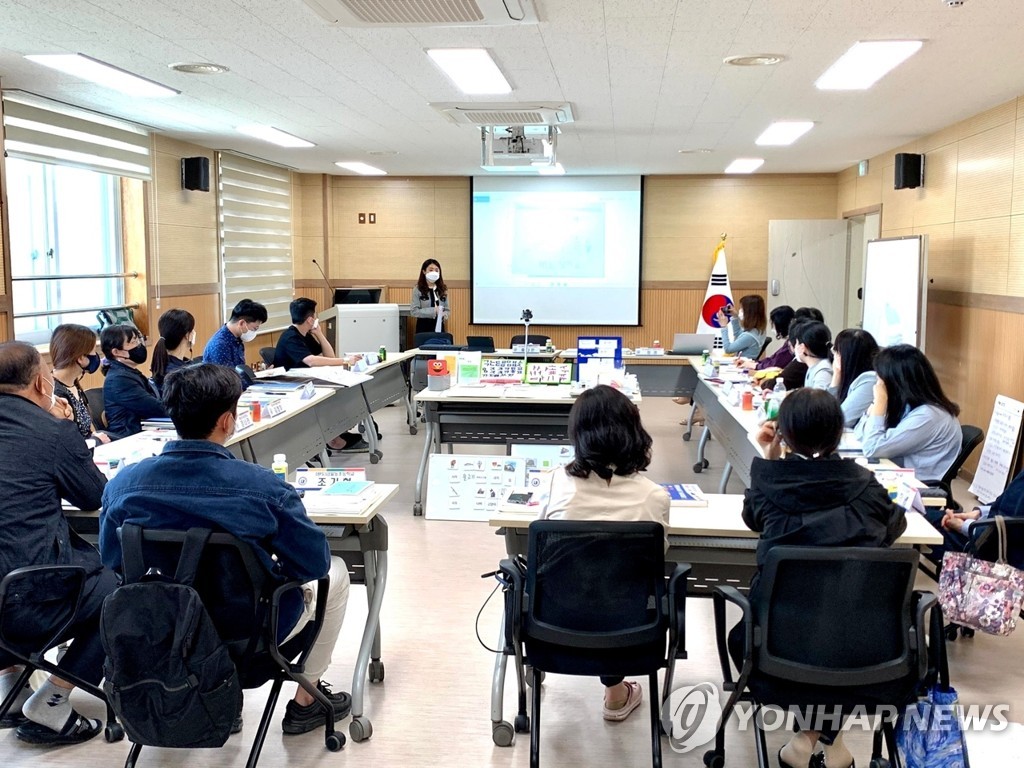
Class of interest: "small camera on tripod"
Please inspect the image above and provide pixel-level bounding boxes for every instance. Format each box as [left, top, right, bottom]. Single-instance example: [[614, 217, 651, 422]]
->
[[520, 309, 533, 323]]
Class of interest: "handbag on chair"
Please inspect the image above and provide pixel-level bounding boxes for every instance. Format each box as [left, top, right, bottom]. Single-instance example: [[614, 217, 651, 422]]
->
[[938, 516, 1024, 636]]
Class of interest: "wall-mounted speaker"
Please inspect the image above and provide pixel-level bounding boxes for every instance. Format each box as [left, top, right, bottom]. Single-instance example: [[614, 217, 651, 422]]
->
[[894, 153, 924, 190], [181, 156, 210, 192]]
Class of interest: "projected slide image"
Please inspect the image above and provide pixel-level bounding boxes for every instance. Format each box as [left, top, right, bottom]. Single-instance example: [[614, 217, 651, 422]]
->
[[511, 204, 605, 279]]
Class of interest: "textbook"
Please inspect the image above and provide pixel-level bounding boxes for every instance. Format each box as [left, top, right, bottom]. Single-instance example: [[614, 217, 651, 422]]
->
[[661, 483, 708, 507], [323, 479, 375, 497]]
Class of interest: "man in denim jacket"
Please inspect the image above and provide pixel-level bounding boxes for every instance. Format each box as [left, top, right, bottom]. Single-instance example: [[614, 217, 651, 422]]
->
[[100, 363, 351, 735]]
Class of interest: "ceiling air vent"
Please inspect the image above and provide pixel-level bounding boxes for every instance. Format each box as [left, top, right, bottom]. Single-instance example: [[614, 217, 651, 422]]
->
[[300, 0, 538, 26], [431, 102, 575, 126]]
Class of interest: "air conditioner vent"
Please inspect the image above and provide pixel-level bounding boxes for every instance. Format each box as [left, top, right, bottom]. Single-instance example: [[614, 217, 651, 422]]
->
[[300, 0, 537, 26], [431, 102, 575, 126]]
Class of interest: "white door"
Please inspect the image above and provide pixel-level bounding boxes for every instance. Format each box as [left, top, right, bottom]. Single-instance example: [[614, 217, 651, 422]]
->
[[767, 219, 850, 330]]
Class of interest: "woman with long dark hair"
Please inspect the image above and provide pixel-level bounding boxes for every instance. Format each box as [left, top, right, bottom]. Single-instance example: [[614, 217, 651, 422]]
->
[[150, 308, 196, 396], [854, 344, 961, 481], [791, 320, 833, 389], [410, 258, 449, 335], [828, 328, 879, 426], [541, 385, 669, 723]]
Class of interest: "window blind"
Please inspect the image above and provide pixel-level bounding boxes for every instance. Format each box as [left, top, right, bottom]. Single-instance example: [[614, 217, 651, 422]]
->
[[1, 90, 152, 180], [218, 152, 293, 331]]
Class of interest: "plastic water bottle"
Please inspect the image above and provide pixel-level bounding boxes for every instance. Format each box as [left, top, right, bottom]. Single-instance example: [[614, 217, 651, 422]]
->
[[272, 453, 288, 482], [765, 378, 786, 420]]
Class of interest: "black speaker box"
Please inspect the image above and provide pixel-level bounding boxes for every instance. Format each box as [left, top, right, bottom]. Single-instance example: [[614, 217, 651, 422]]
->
[[181, 156, 210, 192], [894, 153, 924, 190]]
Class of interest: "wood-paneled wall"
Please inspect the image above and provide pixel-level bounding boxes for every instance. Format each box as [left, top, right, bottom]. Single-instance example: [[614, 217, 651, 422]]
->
[[838, 95, 1024, 476]]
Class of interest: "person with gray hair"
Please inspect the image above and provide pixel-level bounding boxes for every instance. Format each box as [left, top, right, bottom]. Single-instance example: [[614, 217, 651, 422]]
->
[[0, 341, 117, 745]]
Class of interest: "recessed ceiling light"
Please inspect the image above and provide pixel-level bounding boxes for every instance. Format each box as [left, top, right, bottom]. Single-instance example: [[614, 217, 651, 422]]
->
[[815, 41, 923, 90], [678, 148, 713, 155], [723, 54, 786, 67], [335, 161, 387, 176], [169, 62, 229, 75], [755, 121, 815, 146], [25, 53, 179, 98], [725, 158, 765, 174], [367, 150, 399, 156], [426, 49, 512, 95], [237, 125, 315, 148]]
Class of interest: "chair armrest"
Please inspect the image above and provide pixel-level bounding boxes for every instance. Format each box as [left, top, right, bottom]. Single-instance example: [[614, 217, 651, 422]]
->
[[912, 589, 946, 688], [712, 586, 752, 689], [667, 563, 691, 659], [267, 576, 330, 674]]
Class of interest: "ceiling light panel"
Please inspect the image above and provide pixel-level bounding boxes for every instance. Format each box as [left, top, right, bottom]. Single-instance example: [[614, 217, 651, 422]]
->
[[335, 161, 387, 175], [815, 41, 923, 91], [725, 158, 764, 174], [25, 54, 179, 98], [427, 49, 511, 94], [237, 125, 316, 148], [755, 121, 814, 146]]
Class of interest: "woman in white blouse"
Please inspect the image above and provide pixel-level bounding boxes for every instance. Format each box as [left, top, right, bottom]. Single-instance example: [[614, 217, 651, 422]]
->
[[791, 321, 833, 390]]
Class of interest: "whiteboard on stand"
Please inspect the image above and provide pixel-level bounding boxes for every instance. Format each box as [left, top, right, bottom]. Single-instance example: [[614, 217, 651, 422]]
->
[[969, 395, 1023, 504], [862, 235, 928, 349]]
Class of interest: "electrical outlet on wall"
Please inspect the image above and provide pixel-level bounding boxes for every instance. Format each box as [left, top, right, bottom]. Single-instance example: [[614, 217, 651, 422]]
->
[[368, 212, 376, 224], [358, 213, 366, 223]]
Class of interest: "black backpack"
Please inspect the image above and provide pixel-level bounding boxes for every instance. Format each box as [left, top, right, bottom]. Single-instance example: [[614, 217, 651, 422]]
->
[[101, 527, 242, 748]]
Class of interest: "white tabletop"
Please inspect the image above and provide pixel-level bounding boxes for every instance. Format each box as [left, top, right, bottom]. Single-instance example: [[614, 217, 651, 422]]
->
[[414, 383, 642, 405], [489, 492, 942, 546], [303, 483, 398, 525]]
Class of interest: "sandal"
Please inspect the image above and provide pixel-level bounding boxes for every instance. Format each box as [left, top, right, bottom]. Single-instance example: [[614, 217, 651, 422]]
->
[[16, 711, 101, 745], [602, 680, 643, 722]]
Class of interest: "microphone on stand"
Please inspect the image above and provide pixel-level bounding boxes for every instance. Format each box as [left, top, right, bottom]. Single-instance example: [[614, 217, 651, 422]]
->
[[311, 259, 335, 302]]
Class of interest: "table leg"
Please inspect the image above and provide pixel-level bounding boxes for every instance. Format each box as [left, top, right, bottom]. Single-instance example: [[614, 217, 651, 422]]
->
[[348, 550, 386, 742], [404, 392, 417, 435], [718, 462, 733, 494], [364, 415, 382, 464], [694, 424, 711, 473], [414, 421, 435, 515]]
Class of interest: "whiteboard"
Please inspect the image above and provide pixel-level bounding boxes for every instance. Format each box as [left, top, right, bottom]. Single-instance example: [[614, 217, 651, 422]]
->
[[425, 454, 527, 521], [862, 236, 928, 348]]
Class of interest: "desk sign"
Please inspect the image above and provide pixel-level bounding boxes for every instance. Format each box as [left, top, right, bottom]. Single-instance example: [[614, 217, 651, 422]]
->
[[481, 358, 525, 383], [263, 399, 286, 418], [525, 362, 573, 385], [301, 381, 316, 399], [234, 410, 254, 432], [294, 467, 367, 489]]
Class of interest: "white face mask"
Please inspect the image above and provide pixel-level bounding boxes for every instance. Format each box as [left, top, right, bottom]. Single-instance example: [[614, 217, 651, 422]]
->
[[188, 331, 197, 347], [43, 377, 56, 410], [311, 317, 320, 331], [240, 328, 258, 343], [738, 309, 745, 322], [425, 270, 440, 283]]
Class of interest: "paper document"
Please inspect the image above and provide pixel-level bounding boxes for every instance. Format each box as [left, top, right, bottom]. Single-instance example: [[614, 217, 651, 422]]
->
[[286, 367, 372, 387]]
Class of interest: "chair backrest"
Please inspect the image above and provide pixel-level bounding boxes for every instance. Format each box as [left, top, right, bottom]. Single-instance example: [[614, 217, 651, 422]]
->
[[259, 347, 276, 367], [755, 337, 771, 360], [511, 334, 547, 346], [524, 520, 666, 655], [941, 425, 984, 488], [83, 387, 107, 430], [968, 517, 1024, 570], [0, 566, 87, 655], [754, 546, 919, 686], [413, 331, 454, 348]]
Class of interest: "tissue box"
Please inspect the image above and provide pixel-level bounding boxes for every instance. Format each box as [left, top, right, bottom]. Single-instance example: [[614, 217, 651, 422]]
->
[[428, 373, 451, 391]]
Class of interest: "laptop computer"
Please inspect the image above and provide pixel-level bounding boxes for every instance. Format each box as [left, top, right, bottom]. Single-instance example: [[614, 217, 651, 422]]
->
[[668, 333, 716, 355], [466, 335, 496, 353]]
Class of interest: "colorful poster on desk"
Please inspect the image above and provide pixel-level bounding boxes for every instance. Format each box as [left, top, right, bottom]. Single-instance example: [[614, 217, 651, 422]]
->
[[425, 454, 527, 521], [576, 336, 622, 382]]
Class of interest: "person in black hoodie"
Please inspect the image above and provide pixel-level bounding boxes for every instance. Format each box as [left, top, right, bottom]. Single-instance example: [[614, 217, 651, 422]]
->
[[734, 388, 907, 768]]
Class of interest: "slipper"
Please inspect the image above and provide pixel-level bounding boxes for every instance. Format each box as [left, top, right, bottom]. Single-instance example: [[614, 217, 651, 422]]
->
[[0, 710, 28, 728], [15, 711, 101, 745], [602, 680, 642, 722]]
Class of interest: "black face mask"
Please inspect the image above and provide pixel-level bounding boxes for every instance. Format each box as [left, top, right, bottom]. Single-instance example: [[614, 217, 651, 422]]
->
[[127, 345, 148, 365], [81, 354, 101, 375]]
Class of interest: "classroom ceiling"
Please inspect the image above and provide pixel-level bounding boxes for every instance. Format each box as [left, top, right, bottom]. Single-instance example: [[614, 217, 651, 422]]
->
[[1, 0, 1023, 176]]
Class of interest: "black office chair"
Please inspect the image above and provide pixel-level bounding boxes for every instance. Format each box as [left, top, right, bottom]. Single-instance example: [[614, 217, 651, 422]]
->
[[510, 334, 547, 347], [939, 425, 985, 507], [500, 520, 689, 768], [117, 524, 343, 768], [706, 546, 943, 768], [755, 337, 771, 361], [0, 565, 124, 741], [83, 386, 107, 430], [259, 347, 276, 367]]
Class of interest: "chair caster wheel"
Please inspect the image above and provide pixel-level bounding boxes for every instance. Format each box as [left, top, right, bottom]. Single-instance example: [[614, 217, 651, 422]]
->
[[960, 626, 975, 638], [703, 749, 724, 768], [369, 659, 385, 683], [409, 425, 418, 435], [492, 720, 514, 746], [869, 758, 891, 768], [702, 458, 709, 468], [413, 503, 423, 515], [349, 716, 372, 742], [326, 732, 346, 751], [683, 431, 692, 441], [944, 624, 959, 641], [693, 462, 704, 473], [514, 713, 530, 733], [104, 722, 125, 742], [369, 451, 380, 464]]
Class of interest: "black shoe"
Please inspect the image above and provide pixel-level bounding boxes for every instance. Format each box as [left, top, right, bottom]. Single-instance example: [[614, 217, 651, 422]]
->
[[340, 438, 370, 453], [231, 714, 243, 735], [16, 711, 101, 745], [281, 682, 352, 735]]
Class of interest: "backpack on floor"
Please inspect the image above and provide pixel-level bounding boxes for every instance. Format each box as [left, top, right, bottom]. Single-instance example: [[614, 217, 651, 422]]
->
[[101, 527, 242, 748]]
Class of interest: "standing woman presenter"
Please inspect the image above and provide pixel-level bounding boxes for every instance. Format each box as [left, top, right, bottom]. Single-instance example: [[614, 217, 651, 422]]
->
[[411, 259, 450, 336]]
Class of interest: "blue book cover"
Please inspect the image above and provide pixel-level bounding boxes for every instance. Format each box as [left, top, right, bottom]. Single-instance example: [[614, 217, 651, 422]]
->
[[660, 483, 707, 506]]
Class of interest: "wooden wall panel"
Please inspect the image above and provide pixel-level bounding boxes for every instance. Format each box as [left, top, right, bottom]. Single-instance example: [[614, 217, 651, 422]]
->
[[0, 313, 7, 342], [155, 294, 222, 360], [1012, 116, 1024, 217], [954, 121, 1015, 222]]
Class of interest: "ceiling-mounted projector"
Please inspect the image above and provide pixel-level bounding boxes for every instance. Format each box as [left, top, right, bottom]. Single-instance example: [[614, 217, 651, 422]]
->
[[481, 125, 556, 168]]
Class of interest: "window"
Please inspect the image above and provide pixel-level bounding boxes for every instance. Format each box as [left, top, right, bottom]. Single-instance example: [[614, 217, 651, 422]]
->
[[8, 158, 125, 343], [218, 152, 293, 331]]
